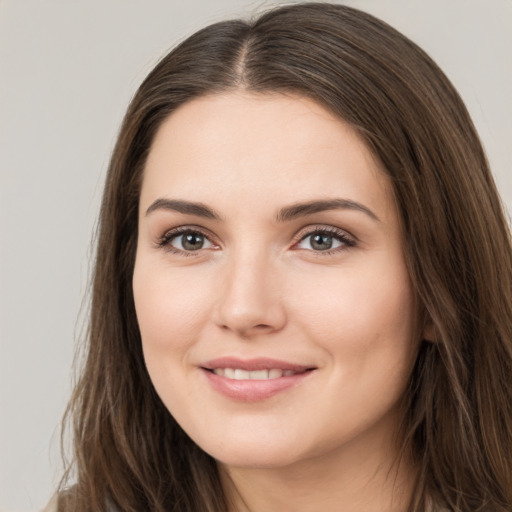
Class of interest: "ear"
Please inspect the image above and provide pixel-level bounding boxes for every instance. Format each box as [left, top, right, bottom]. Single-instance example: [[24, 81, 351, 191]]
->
[[422, 320, 437, 343]]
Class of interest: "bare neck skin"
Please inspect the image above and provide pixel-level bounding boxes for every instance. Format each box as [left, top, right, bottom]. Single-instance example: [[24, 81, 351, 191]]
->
[[220, 408, 415, 512]]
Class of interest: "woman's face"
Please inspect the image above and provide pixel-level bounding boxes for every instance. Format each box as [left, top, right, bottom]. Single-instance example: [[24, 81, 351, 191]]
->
[[133, 92, 419, 468]]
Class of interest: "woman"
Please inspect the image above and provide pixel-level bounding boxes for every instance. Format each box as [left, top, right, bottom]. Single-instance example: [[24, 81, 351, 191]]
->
[[54, 2, 512, 511]]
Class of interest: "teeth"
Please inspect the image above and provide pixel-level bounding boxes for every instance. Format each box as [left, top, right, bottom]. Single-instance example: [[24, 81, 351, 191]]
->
[[212, 368, 295, 380], [234, 369, 250, 380], [250, 369, 269, 380]]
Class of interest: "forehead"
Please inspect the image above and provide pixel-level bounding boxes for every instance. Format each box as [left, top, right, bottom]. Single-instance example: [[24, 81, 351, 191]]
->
[[140, 92, 395, 222]]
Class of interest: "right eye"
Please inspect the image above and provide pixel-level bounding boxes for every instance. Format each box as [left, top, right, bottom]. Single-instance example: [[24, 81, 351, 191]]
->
[[159, 228, 216, 254]]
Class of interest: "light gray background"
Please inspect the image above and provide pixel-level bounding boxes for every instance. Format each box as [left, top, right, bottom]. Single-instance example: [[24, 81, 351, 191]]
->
[[1, 1, 510, 510]]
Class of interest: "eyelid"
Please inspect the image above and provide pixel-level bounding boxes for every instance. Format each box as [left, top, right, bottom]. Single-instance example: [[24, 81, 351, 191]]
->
[[156, 223, 356, 256], [291, 224, 357, 253], [294, 224, 356, 240], [157, 225, 219, 255]]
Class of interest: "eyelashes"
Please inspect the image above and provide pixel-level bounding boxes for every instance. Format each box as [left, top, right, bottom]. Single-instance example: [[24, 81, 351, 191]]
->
[[157, 226, 217, 257], [157, 225, 356, 257], [294, 226, 356, 254]]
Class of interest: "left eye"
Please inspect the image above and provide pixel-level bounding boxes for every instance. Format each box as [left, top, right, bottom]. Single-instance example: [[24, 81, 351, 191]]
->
[[169, 231, 214, 251], [296, 231, 350, 251]]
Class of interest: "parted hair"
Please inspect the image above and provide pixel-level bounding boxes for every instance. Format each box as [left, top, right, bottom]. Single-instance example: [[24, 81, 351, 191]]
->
[[59, 3, 512, 511]]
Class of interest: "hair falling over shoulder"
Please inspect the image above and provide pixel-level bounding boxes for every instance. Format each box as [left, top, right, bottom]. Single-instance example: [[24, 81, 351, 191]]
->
[[58, 3, 512, 511]]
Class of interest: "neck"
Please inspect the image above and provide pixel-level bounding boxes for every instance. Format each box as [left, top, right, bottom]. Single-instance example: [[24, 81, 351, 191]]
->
[[219, 421, 415, 512]]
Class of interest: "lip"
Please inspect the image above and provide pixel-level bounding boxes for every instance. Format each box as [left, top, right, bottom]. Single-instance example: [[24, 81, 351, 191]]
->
[[202, 357, 313, 372], [200, 357, 316, 402]]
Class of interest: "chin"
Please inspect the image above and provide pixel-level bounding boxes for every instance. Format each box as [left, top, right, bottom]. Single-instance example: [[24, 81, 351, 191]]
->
[[197, 433, 307, 469], [215, 449, 302, 470]]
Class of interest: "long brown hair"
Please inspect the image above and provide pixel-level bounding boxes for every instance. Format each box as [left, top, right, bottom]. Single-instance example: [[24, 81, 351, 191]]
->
[[59, 3, 512, 511]]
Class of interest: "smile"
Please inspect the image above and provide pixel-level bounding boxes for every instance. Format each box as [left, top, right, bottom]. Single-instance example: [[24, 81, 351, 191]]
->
[[201, 358, 316, 401], [211, 368, 301, 380]]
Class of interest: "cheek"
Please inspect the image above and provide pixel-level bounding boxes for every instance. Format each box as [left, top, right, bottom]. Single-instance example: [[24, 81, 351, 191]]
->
[[132, 259, 220, 420], [289, 264, 416, 440], [291, 260, 416, 367], [132, 260, 214, 364]]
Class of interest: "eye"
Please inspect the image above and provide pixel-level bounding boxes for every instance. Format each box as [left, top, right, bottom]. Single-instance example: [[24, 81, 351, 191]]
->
[[159, 228, 216, 254], [295, 227, 355, 253]]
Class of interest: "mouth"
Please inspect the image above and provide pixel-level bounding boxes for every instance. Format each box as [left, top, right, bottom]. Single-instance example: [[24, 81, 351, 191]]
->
[[207, 368, 310, 380], [200, 358, 316, 401]]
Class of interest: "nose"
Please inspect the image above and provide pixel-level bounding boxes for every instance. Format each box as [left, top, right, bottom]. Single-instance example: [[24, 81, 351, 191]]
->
[[214, 249, 287, 338]]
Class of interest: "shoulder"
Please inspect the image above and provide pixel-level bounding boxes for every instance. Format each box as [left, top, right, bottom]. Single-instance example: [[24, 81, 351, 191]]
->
[[41, 492, 120, 512]]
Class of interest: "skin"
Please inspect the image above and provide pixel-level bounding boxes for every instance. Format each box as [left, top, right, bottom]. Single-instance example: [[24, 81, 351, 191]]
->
[[133, 92, 422, 511]]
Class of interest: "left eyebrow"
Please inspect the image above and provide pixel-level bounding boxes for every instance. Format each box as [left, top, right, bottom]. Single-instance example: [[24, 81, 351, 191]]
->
[[275, 199, 381, 223]]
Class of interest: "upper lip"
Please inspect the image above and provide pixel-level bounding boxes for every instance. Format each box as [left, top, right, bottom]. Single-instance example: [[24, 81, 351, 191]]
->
[[201, 357, 315, 372]]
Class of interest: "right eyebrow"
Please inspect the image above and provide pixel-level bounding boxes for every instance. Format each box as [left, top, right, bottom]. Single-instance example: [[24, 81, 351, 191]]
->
[[145, 198, 222, 220]]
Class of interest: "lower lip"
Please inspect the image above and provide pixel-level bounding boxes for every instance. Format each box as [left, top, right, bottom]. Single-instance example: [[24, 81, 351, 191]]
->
[[202, 369, 314, 401]]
